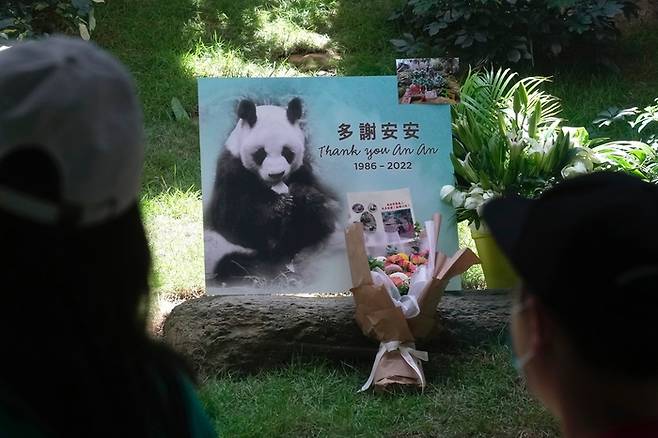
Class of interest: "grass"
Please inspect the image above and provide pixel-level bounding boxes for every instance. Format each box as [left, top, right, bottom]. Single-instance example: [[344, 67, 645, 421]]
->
[[95, 0, 401, 122], [140, 121, 205, 297], [199, 344, 559, 437], [549, 26, 658, 139]]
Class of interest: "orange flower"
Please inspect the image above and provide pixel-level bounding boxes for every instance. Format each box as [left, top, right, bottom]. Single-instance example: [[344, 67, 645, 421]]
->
[[411, 254, 427, 265], [387, 255, 402, 265]]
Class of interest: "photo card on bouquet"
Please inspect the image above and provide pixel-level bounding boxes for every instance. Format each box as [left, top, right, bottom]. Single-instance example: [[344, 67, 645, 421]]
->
[[347, 188, 417, 252], [199, 76, 459, 295]]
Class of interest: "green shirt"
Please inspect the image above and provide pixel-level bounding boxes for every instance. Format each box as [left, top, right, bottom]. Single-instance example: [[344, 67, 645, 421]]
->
[[0, 373, 216, 437]]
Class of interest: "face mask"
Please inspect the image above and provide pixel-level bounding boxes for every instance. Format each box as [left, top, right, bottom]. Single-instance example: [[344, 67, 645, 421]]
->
[[510, 301, 535, 375]]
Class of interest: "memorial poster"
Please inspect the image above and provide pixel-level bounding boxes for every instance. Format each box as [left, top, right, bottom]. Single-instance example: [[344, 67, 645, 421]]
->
[[199, 76, 458, 295]]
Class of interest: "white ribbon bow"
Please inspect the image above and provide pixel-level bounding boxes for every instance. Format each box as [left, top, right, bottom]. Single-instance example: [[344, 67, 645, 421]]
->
[[359, 341, 429, 392]]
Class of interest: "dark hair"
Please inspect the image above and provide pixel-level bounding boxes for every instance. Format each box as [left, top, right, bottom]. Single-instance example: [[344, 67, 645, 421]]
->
[[0, 148, 195, 436], [524, 276, 658, 380]]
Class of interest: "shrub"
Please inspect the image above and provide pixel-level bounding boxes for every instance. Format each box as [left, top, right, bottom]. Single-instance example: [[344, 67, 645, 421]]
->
[[0, 0, 103, 41], [593, 99, 658, 183], [390, 0, 639, 68]]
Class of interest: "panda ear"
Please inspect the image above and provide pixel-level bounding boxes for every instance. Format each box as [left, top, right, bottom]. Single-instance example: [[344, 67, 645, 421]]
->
[[287, 97, 303, 124], [237, 100, 257, 128]]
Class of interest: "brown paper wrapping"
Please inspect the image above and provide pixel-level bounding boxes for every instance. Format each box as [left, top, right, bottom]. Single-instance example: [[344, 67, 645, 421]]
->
[[373, 351, 424, 390], [345, 217, 480, 392]]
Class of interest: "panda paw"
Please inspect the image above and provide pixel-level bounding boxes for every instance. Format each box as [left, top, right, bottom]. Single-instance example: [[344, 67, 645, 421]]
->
[[272, 193, 294, 217], [291, 186, 324, 207]]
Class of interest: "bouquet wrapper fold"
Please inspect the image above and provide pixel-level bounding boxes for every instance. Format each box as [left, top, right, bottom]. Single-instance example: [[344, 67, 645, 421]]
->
[[408, 248, 481, 339]]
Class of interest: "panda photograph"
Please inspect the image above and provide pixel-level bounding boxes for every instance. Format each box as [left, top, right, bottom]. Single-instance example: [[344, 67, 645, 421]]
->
[[204, 96, 341, 289]]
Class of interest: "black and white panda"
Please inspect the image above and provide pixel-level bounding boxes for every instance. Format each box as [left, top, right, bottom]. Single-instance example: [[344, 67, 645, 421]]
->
[[208, 97, 338, 284]]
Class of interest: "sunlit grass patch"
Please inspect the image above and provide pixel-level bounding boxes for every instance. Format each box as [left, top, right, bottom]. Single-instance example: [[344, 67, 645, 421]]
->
[[269, 0, 339, 31], [142, 188, 204, 299], [253, 11, 332, 58], [181, 38, 305, 79]]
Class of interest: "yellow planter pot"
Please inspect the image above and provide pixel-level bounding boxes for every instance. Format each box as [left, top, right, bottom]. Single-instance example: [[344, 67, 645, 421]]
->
[[470, 224, 520, 289]]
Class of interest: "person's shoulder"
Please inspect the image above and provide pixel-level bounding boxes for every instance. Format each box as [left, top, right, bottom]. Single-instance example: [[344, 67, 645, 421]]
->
[[147, 344, 217, 437], [174, 372, 217, 438]]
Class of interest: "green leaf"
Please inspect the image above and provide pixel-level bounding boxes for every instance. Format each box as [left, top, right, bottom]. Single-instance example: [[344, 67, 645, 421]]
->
[[88, 8, 96, 31], [390, 39, 408, 48], [72, 0, 91, 14], [427, 21, 445, 36], [517, 82, 528, 108], [79, 23, 90, 41], [171, 97, 190, 122], [513, 91, 521, 114], [528, 100, 541, 138]]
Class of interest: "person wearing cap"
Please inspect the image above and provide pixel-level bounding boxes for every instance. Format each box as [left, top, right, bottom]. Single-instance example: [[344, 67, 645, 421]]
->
[[0, 37, 215, 437], [482, 171, 658, 438]]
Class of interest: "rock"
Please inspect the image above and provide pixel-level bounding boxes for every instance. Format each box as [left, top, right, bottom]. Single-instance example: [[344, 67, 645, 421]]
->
[[162, 290, 511, 377]]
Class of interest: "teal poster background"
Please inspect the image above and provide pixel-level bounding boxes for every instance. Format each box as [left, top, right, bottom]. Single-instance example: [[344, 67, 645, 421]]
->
[[199, 76, 459, 294]]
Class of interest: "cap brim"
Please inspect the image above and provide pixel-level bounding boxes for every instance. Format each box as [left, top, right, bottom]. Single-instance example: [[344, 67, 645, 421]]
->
[[481, 196, 533, 270]]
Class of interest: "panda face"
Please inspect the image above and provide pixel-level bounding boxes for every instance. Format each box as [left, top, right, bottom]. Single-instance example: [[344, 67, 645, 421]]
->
[[225, 98, 305, 185]]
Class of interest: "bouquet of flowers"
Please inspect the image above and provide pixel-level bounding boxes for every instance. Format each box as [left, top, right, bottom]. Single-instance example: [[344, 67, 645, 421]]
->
[[345, 213, 480, 392], [367, 222, 430, 295]]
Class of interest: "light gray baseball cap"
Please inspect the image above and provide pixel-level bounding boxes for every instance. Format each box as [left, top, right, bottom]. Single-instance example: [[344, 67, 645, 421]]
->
[[0, 36, 143, 226]]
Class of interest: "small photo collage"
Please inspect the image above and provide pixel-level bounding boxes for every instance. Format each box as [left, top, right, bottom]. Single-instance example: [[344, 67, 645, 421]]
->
[[347, 188, 417, 249], [396, 58, 460, 105]]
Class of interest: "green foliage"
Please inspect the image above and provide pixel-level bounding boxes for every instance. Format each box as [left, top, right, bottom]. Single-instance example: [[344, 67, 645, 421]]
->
[[591, 141, 657, 182], [593, 98, 658, 183], [446, 68, 576, 225], [0, 0, 103, 40], [444, 68, 658, 226], [594, 98, 658, 142], [390, 0, 639, 68]]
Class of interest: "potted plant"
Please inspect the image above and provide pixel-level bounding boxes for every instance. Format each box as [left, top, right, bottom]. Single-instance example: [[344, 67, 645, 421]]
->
[[442, 68, 657, 288]]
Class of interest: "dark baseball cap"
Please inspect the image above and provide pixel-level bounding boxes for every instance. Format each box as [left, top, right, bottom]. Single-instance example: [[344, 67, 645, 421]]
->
[[482, 171, 658, 301]]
